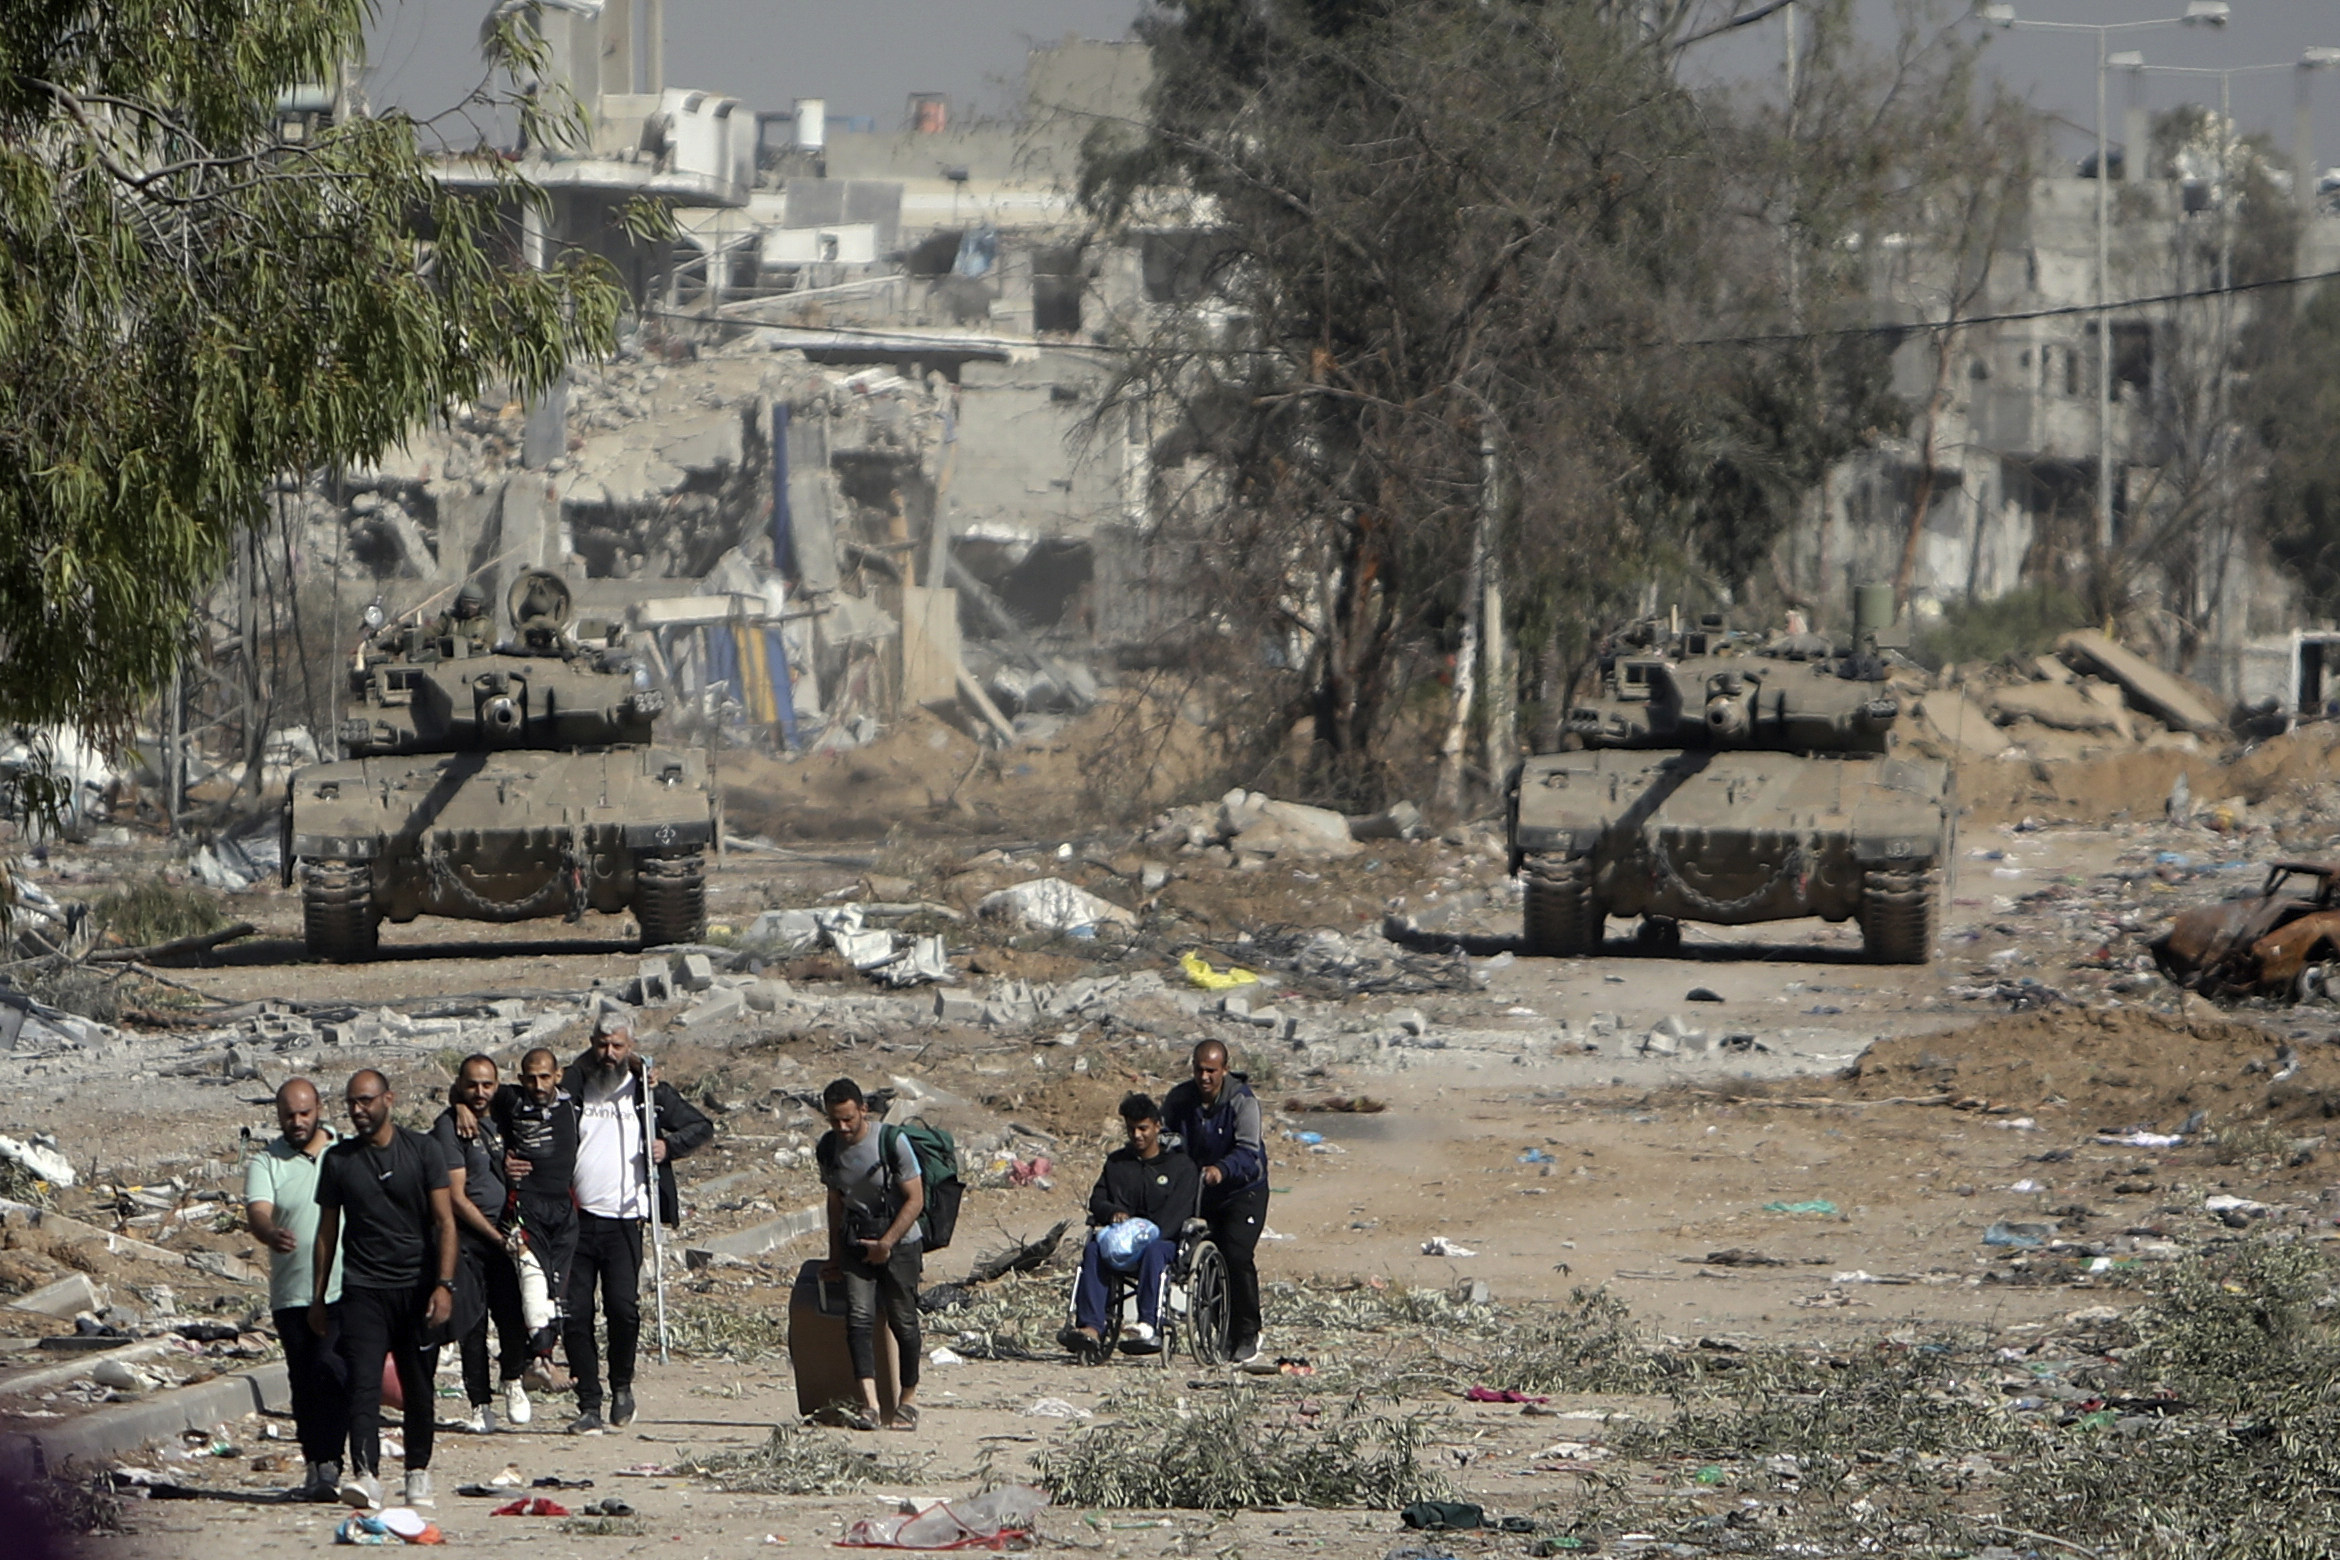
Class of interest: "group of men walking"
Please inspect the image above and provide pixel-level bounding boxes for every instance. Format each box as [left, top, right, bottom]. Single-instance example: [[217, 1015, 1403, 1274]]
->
[[243, 1009, 710, 1509]]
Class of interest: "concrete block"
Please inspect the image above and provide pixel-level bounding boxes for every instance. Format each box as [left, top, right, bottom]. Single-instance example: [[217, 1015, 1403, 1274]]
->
[[676, 953, 716, 993], [636, 959, 675, 1007], [1349, 800, 1425, 841], [183, 1249, 265, 1285], [683, 1202, 826, 1265], [933, 991, 985, 1024], [7, 1273, 105, 1320], [1220, 993, 1254, 1019], [1639, 1030, 1679, 1057], [1391, 1008, 1429, 1036], [745, 979, 796, 1013], [0, 1361, 287, 1472], [1245, 1005, 1283, 1029], [677, 987, 746, 1028]]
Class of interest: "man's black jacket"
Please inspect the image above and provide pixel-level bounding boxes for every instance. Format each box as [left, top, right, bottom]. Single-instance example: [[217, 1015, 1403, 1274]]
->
[[561, 1054, 714, 1226], [1086, 1144, 1201, 1232]]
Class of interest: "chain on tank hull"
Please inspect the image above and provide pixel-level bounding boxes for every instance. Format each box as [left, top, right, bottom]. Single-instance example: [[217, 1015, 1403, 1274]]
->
[[288, 748, 714, 923]]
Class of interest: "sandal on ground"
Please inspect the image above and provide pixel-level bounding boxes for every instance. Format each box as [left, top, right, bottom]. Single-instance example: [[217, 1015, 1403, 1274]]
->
[[835, 1405, 879, 1432], [887, 1403, 920, 1432]]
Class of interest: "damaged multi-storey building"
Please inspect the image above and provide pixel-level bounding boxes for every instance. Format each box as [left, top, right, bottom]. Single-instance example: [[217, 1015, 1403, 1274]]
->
[[149, 18, 1192, 822], [1782, 102, 2340, 717]]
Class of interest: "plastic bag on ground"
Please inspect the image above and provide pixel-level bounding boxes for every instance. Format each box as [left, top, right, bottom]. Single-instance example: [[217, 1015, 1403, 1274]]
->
[[1180, 951, 1258, 990], [839, 1483, 1049, 1548], [977, 879, 1136, 934]]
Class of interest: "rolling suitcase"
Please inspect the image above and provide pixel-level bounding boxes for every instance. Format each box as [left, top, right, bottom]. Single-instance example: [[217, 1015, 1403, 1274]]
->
[[788, 1258, 898, 1423]]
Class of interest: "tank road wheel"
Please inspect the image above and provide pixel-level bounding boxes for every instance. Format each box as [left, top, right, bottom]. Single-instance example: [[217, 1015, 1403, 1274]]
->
[[1861, 868, 1940, 965], [633, 848, 707, 948], [1522, 853, 1603, 958], [302, 860, 379, 963]]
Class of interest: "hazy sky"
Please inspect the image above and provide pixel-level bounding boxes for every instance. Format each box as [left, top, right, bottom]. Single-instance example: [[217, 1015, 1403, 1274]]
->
[[363, 0, 1147, 126], [363, 0, 2340, 175]]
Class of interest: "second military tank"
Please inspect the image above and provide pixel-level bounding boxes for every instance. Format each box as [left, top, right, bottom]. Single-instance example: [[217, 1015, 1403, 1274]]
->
[[1507, 618, 1949, 963], [281, 571, 716, 960]]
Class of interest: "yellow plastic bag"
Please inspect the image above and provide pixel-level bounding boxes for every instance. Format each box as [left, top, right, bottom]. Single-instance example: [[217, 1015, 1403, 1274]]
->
[[1180, 950, 1259, 990]]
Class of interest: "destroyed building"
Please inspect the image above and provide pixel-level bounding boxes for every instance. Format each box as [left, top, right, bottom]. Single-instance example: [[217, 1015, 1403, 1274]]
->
[[1784, 107, 2340, 716]]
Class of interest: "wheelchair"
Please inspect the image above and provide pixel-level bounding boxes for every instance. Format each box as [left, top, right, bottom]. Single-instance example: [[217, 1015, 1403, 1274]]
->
[[1060, 1216, 1233, 1367]]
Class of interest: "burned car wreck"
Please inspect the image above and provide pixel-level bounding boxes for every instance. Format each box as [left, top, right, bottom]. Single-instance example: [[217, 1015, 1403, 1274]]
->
[[2150, 861, 2340, 1001]]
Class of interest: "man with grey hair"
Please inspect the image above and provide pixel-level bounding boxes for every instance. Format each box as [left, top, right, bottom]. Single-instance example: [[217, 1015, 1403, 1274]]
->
[[557, 1007, 710, 1432]]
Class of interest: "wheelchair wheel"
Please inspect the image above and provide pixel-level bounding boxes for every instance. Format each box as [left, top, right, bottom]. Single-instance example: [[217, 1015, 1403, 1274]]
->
[[1183, 1242, 1232, 1366]]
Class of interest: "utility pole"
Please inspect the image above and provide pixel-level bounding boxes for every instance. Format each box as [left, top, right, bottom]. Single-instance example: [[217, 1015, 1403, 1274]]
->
[[1480, 425, 1515, 792]]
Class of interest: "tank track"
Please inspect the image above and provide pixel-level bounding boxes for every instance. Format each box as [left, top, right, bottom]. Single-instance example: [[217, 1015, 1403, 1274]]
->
[[634, 848, 707, 948], [1521, 852, 1603, 957], [1860, 868, 1939, 965], [302, 859, 379, 962]]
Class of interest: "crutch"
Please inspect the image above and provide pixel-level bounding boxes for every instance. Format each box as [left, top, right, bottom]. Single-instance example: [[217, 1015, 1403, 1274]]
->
[[639, 1056, 670, 1365]]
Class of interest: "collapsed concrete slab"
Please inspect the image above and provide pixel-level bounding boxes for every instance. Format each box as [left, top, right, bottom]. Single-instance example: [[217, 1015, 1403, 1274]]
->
[[2058, 630, 2226, 736]]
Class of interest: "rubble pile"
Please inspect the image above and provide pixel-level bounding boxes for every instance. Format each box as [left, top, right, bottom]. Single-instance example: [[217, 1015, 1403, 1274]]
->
[[1908, 629, 2234, 765], [1145, 791, 1426, 870]]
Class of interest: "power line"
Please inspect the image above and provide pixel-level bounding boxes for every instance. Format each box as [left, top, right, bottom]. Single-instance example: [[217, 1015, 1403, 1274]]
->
[[1689, 264, 2340, 348]]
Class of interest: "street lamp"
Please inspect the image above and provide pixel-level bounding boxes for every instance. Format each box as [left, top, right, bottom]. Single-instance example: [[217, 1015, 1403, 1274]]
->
[[2298, 47, 2340, 215], [2115, 51, 2339, 646], [1978, 1, 2230, 554]]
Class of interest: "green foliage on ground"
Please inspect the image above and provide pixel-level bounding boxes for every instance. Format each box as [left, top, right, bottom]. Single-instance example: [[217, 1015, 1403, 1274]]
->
[[1037, 1382, 1449, 1510], [1914, 582, 2092, 670], [90, 877, 226, 947]]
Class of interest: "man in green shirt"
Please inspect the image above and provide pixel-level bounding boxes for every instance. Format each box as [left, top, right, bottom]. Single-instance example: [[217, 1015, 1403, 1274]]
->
[[244, 1078, 346, 1502]]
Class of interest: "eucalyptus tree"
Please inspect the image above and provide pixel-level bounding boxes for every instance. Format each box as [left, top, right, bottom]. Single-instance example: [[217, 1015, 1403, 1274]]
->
[[0, 0, 621, 789]]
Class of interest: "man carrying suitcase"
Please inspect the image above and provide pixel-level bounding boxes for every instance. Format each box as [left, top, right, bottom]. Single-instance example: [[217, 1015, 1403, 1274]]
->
[[816, 1078, 924, 1432]]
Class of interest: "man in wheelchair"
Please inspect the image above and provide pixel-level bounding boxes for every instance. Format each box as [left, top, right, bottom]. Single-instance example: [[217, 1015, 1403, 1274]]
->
[[1059, 1093, 1200, 1362]]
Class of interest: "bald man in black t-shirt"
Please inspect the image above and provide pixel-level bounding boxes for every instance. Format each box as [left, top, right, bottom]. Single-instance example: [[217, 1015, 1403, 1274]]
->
[[312, 1070, 456, 1513]]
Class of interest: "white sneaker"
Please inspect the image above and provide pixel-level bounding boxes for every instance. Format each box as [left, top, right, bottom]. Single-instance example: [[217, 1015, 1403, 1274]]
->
[[504, 1378, 533, 1426], [1131, 1321, 1157, 1343], [454, 1405, 489, 1434], [402, 1469, 435, 1509], [337, 1468, 382, 1509]]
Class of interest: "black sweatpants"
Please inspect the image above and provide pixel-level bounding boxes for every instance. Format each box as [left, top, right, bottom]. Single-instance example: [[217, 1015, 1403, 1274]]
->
[[274, 1305, 348, 1468], [1204, 1181, 1270, 1350], [459, 1239, 531, 1404], [419, 1239, 531, 1408], [515, 1191, 577, 1343], [564, 1213, 641, 1412], [338, 1282, 436, 1478], [841, 1244, 922, 1392]]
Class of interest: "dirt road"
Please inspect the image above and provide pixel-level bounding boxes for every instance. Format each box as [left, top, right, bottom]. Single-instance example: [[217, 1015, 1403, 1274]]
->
[[6, 793, 2334, 1556]]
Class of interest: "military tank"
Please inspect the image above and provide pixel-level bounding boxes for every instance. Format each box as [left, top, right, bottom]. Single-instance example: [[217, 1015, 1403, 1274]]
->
[[1506, 617, 1949, 963], [282, 571, 716, 960]]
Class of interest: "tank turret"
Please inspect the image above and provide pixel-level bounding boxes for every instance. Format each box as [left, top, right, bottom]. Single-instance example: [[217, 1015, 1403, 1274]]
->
[[1566, 656, 1903, 755]]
